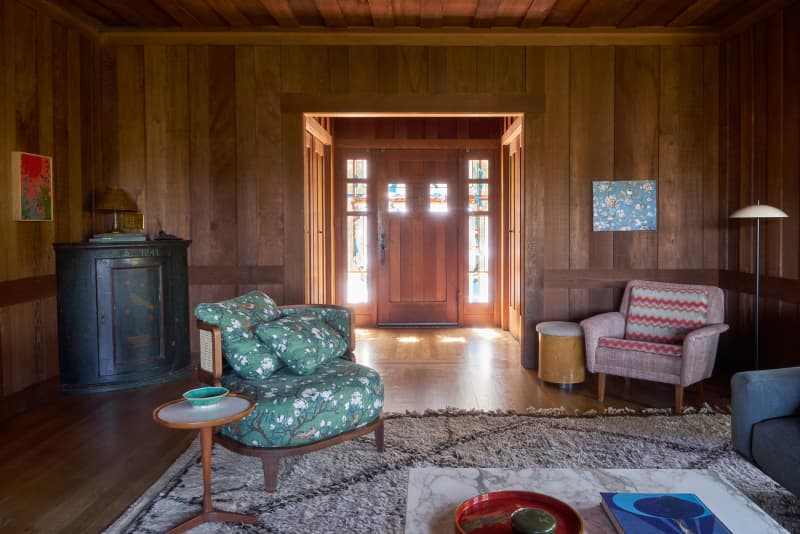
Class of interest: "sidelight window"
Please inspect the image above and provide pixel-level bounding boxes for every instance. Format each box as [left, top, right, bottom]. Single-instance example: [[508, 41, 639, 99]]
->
[[467, 159, 490, 303], [346, 159, 369, 303]]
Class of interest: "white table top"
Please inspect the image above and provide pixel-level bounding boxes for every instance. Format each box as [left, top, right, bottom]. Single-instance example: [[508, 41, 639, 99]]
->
[[156, 395, 253, 425], [536, 321, 583, 337], [405, 468, 788, 534]]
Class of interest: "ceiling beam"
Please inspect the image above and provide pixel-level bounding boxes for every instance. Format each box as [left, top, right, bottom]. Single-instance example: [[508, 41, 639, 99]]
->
[[368, 0, 394, 28], [720, 0, 796, 39], [100, 27, 719, 47], [420, 0, 444, 28], [570, 0, 641, 28], [173, 0, 226, 26], [38, 0, 103, 37], [473, 0, 501, 28], [205, 0, 251, 26], [520, 0, 559, 28], [150, 0, 202, 27], [619, 0, 696, 28], [97, 0, 177, 26], [257, 0, 299, 27], [546, 0, 591, 26], [669, 0, 722, 27], [314, 0, 348, 28]]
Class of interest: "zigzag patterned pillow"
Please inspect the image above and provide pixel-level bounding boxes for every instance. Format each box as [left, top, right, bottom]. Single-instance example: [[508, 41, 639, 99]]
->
[[624, 286, 709, 344]]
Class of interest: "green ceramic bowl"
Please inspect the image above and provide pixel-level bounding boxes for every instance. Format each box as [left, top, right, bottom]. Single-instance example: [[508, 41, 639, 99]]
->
[[183, 386, 229, 407]]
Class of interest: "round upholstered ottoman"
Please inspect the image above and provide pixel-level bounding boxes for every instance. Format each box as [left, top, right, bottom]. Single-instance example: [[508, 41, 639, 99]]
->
[[536, 321, 586, 386]]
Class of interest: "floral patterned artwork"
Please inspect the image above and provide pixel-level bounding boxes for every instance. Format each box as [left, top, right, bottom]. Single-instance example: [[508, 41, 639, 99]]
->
[[12, 152, 53, 221], [592, 180, 656, 232]]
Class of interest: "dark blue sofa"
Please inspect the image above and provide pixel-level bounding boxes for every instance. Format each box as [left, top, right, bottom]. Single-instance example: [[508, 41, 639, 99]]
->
[[731, 367, 800, 496]]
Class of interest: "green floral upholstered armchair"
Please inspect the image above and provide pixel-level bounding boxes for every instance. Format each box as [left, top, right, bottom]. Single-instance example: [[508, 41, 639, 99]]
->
[[194, 291, 384, 492]]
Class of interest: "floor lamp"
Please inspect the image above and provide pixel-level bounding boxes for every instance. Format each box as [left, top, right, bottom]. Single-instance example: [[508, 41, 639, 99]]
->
[[729, 201, 788, 370]]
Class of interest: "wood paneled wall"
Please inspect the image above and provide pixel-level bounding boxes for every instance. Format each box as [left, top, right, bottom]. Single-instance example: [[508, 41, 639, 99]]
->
[[719, 1, 800, 371], [95, 42, 720, 366], [534, 44, 722, 369], [0, 0, 96, 410]]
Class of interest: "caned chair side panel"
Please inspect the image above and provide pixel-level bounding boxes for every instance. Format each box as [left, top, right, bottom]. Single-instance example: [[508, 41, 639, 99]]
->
[[197, 321, 223, 379]]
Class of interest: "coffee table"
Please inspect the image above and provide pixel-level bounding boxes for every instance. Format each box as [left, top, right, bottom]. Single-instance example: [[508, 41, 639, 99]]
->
[[405, 468, 788, 533], [153, 393, 257, 534]]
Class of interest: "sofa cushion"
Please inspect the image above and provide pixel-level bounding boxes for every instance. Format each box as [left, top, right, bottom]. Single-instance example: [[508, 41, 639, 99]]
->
[[255, 315, 348, 375], [218, 359, 384, 448], [598, 336, 683, 357], [625, 285, 709, 344], [194, 291, 283, 380], [752, 416, 800, 496]]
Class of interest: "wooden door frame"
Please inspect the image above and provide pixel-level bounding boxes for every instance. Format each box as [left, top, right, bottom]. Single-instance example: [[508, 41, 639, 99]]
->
[[501, 117, 524, 339], [303, 116, 333, 304], [295, 108, 537, 368]]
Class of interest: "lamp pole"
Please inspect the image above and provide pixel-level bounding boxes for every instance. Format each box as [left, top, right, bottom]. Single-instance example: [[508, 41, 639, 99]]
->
[[729, 200, 788, 371], [753, 214, 761, 370]]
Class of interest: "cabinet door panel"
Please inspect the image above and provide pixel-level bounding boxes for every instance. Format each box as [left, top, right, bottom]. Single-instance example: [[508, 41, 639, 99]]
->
[[96, 257, 166, 376]]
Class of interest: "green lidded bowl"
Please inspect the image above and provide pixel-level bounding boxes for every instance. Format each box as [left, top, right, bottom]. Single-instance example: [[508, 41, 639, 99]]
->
[[183, 386, 229, 407], [510, 507, 557, 534]]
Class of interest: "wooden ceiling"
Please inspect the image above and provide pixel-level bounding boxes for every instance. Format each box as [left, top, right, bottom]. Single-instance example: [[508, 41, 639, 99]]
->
[[58, 0, 772, 31]]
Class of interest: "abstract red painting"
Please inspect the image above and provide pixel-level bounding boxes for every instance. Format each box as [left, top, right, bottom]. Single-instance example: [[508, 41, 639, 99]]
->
[[12, 151, 53, 221]]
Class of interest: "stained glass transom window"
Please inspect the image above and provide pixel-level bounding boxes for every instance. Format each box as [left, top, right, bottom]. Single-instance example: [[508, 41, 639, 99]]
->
[[388, 183, 407, 213], [468, 184, 489, 212], [347, 183, 368, 212], [347, 159, 367, 180], [469, 159, 489, 180], [429, 183, 448, 212]]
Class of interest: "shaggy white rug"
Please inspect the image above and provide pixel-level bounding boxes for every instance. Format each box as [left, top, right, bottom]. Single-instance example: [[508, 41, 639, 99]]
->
[[105, 409, 799, 533]]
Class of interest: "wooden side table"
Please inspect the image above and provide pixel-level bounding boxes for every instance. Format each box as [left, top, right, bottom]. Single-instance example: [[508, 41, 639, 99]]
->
[[153, 393, 257, 534], [536, 321, 586, 387]]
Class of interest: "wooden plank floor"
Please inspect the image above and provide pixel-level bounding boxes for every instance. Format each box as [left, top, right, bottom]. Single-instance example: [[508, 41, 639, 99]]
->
[[0, 327, 731, 534]]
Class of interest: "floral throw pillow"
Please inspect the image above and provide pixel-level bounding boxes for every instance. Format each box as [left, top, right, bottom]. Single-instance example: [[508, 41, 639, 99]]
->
[[255, 315, 348, 376], [194, 291, 283, 380]]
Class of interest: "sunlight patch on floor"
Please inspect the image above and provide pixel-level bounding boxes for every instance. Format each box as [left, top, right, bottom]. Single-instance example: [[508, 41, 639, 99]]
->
[[437, 335, 466, 343]]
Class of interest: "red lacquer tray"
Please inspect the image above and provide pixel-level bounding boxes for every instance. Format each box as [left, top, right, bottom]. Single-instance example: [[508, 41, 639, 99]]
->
[[454, 491, 585, 534]]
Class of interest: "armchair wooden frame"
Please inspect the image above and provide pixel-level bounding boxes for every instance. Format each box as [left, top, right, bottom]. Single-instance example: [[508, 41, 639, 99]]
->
[[196, 304, 384, 492]]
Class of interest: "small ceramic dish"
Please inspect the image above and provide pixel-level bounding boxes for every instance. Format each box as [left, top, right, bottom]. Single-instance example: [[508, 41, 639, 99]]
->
[[183, 386, 229, 407]]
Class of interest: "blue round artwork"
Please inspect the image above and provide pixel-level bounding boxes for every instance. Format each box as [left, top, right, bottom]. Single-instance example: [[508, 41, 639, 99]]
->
[[634, 495, 706, 519]]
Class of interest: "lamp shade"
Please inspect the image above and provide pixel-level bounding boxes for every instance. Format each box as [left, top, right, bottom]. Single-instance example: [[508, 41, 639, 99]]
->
[[729, 204, 788, 219], [96, 187, 138, 213]]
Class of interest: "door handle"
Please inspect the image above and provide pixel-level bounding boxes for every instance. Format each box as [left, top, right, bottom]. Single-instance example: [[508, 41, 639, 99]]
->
[[379, 233, 386, 265]]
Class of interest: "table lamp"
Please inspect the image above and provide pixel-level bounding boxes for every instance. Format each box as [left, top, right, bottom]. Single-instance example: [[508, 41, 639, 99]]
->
[[95, 187, 138, 233], [729, 200, 788, 370]]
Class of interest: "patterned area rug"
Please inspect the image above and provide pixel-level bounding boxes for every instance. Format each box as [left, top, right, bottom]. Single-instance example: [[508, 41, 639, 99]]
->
[[105, 409, 799, 533]]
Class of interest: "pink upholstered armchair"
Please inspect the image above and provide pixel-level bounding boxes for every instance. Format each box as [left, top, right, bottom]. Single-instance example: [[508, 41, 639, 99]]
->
[[579, 280, 729, 414]]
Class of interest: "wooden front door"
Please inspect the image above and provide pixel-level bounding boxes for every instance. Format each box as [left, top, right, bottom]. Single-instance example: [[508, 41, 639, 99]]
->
[[376, 150, 459, 325]]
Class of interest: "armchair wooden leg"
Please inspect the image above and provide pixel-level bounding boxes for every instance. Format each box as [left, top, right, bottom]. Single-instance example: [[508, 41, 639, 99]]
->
[[261, 457, 279, 492], [674, 385, 684, 415], [597, 373, 606, 403], [375, 419, 385, 453]]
